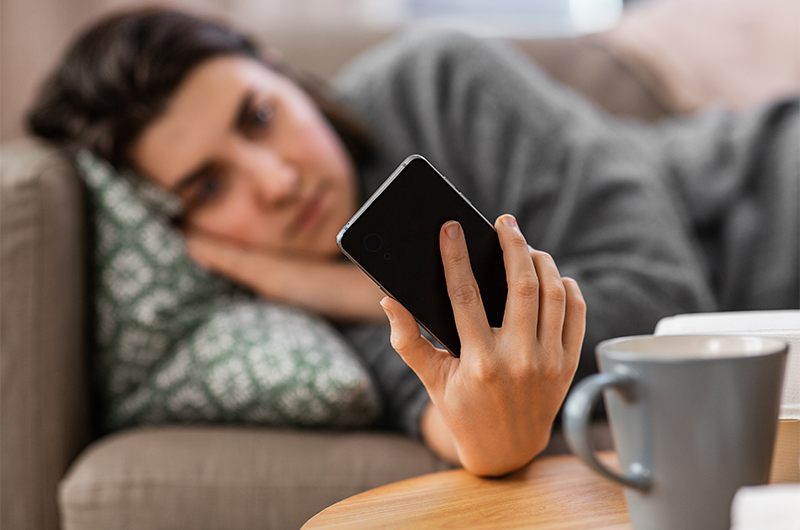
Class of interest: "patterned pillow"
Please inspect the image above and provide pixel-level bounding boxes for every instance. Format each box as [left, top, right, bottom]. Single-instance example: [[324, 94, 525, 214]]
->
[[77, 150, 380, 432]]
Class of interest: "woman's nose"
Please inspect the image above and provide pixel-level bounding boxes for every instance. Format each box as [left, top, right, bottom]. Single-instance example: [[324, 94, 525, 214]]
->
[[237, 145, 300, 208]]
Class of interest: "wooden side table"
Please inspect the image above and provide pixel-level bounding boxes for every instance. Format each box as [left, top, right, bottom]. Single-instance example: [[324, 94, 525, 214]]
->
[[302, 451, 630, 529]]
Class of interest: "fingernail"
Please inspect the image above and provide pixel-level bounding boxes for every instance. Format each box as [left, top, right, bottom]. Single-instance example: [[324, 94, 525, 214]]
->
[[501, 214, 518, 228], [380, 300, 395, 323], [445, 221, 461, 239]]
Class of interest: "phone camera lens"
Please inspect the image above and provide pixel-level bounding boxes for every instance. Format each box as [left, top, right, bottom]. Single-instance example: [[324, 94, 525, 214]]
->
[[364, 234, 382, 252], [384, 253, 391, 260]]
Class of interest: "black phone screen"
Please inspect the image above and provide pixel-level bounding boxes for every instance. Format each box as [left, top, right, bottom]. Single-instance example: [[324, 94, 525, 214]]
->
[[337, 155, 507, 357]]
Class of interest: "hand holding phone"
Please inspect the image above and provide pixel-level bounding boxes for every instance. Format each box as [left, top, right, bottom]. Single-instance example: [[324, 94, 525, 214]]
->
[[382, 215, 586, 476], [338, 155, 587, 476]]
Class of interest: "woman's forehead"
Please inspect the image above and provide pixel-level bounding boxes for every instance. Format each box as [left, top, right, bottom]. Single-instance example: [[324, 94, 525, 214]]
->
[[129, 56, 284, 187], [177, 55, 283, 106]]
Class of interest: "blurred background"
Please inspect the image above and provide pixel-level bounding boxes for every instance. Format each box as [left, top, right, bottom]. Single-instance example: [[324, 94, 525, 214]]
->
[[1, 0, 798, 142], [0, 0, 630, 142]]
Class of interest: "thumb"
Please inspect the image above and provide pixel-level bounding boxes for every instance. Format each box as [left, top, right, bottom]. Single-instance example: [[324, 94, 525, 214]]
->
[[380, 297, 452, 390]]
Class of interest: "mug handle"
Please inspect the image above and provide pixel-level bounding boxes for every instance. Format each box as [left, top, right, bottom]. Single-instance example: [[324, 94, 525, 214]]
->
[[563, 372, 652, 491]]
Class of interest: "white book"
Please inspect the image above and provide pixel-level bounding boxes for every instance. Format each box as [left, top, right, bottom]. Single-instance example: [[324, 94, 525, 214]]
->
[[654, 310, 800, 420]]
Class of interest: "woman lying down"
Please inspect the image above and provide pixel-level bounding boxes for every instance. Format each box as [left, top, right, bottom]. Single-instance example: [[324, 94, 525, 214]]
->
[[28, 8, 798, 476]]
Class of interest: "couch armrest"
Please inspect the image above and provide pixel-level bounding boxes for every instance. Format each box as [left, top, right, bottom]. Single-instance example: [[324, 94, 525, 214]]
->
[[1, 141, 92, 530]]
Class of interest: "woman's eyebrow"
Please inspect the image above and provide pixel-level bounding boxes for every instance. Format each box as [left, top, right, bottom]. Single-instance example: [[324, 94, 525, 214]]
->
[[233, 90, 255, 130], [171, 164, 211, 193]]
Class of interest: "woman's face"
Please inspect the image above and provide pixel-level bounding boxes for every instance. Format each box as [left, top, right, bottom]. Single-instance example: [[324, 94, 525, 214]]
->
[[130, 55, 358, 258]]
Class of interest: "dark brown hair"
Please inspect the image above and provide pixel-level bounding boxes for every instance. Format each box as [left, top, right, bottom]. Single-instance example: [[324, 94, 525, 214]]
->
[[27, 7, 373, 169]]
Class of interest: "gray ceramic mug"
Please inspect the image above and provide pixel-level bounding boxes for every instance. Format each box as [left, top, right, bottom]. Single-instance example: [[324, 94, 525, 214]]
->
[[563, 335, 788, 530]]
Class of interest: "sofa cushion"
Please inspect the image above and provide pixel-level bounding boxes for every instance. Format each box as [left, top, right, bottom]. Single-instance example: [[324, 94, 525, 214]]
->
[[59, 427, 450, 530], [75, 151, 381, 432]]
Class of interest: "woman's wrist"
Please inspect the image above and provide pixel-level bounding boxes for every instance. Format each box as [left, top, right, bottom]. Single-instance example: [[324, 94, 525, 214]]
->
[[421, 401, 552, 476], [420, 403, 459, 466]]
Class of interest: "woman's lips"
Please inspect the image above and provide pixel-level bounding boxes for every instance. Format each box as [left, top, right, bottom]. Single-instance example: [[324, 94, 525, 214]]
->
[[292, 186, 328, 236]]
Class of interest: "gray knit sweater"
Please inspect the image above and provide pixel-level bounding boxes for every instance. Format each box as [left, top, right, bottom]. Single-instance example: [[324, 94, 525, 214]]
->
[[333, 29, 800, 438]]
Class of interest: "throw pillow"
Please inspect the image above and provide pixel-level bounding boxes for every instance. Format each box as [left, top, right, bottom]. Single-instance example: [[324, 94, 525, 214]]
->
[[76, 150, 381, 432]]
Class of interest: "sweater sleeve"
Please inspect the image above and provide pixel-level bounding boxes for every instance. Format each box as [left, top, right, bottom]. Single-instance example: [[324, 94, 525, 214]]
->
[[335, 28, 717, 382], [653, 99, 799, 311]]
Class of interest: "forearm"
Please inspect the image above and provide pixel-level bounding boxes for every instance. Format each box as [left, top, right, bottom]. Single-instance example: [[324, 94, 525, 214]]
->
[[187, 234, 387, 322]]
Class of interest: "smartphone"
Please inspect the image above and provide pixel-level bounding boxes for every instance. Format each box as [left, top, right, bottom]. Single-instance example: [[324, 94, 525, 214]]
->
[[337, 155, 507, 357]]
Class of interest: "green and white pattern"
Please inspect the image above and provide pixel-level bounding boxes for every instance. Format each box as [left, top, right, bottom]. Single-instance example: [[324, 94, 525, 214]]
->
[[77, 151, 380, 432]]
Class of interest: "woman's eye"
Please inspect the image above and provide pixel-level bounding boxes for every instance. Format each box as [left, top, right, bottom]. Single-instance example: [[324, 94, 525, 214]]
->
[[186, 172, 226, 209], [197, 176, 221, 201], [244, 102, 274, 138]]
